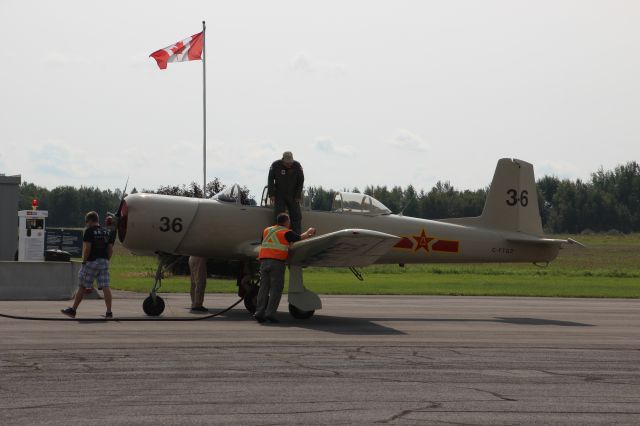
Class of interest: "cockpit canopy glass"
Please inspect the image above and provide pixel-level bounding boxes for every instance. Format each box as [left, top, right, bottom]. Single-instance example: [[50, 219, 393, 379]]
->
[[212, 183, 255, 205], [332, 192, 391, 215]]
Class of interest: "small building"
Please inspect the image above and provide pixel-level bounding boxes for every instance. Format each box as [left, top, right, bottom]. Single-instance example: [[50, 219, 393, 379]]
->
[[0, 175, 21, 261]]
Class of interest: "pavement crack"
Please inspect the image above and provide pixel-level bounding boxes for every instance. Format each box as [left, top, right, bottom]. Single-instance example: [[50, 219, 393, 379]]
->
[[281, 359, 341, 376], [266, 353, 342, 377], [376, 401, 442, 423], [350, 347, 434, 365], [411, 350, 435, 361], [345, 346, 366, 360], [469, 387, 517, 402], [539, 370, 604, 382]]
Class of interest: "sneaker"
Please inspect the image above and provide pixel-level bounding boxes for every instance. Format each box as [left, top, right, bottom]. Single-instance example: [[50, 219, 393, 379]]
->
[[254, 314, 266, 323], [190, 306, 209, 312], [265, 316, 280, 324], [105, 311, 113, 319], [61, 307, 76, 318]]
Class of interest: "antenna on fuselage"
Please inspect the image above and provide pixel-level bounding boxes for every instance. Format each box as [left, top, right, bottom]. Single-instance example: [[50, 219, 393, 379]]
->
[[398, 199, 414, 217]]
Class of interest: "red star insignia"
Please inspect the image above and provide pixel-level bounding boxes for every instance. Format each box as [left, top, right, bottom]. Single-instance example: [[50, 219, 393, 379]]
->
[[412, 229, 434, 252]]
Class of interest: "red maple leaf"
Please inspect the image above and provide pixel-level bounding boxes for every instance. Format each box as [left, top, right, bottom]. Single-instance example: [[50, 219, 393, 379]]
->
[[171, 41, 186, 55]]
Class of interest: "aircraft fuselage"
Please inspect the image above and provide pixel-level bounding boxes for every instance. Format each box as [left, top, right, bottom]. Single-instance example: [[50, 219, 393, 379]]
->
[[120, 194, 559, 265]]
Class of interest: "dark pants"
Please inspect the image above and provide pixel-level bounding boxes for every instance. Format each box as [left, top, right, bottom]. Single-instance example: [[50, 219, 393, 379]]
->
[[256, 259, 286, 318], [274, 196, 301, 234]]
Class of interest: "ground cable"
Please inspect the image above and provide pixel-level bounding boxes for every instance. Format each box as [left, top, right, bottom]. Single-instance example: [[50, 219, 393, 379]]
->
[[0, 297, 244, 322]]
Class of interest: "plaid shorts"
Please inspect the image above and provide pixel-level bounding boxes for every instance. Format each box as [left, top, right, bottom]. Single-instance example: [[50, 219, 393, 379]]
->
[[78, 258, 110, 289]]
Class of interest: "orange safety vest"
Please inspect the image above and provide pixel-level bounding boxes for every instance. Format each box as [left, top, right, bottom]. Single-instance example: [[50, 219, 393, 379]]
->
[[258, 225, 290, 261]]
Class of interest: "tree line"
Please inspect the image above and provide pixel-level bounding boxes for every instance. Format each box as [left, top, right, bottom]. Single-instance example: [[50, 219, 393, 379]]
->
[[18, 161, 639, 233]]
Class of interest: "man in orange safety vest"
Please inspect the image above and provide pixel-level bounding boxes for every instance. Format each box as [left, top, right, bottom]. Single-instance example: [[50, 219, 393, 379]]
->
[[254, 212, 316, 323]]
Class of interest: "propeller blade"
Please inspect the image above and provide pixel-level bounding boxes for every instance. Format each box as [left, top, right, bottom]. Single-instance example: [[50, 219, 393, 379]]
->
[[114, 176, 129, 218], [107, 177, 130, 243]]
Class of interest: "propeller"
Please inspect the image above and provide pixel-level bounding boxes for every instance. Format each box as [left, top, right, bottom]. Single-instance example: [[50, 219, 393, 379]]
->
[[106, 177, 129, 242]]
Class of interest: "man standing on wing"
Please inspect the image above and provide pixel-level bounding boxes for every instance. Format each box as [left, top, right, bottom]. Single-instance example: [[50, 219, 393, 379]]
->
[[62, 211, 114, 318], [254, 212, 316, 324], [267, 151, 304, 234]]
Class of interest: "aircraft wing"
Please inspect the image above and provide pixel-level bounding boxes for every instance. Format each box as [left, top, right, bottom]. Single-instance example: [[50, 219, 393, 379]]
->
[[288, 229, 401, 267]]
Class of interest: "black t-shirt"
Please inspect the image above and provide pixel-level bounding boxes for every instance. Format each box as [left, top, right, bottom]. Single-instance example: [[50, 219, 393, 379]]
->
[[284, 230, 301, 243], [83, 225, 112, 261]]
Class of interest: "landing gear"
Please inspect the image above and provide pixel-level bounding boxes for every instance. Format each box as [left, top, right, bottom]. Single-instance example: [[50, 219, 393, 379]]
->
[[287, 265, 322, 318], [143, 258, 168, 316], [143, 294, 165, 316], [237, 268, 261, 314], [243, 280, 259, 314], [289, 304, 314, 319]]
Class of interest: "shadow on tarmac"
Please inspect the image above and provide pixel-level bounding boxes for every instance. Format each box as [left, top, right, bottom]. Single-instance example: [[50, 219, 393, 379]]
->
[[214, 310, 593, 335], [494, 317, 593, 327]]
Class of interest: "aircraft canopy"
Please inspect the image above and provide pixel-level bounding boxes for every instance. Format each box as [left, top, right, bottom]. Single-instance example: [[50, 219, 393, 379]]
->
[[332, 192, 391, 215], [213, 184, 255, 205]]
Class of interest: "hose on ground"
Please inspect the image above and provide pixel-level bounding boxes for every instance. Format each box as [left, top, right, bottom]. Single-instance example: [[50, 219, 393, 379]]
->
[[0, 296, 244, 322]]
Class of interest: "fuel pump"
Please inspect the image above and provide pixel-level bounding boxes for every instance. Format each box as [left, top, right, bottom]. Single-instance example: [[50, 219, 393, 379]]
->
[[18, 200, 48, 261]]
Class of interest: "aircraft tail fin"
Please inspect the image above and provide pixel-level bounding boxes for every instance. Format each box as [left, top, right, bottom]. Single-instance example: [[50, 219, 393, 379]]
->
[[478, 158, 544, 236]]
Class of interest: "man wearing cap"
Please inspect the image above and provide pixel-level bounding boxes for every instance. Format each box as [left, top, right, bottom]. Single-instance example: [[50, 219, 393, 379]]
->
[[267, 151, 304, 234]]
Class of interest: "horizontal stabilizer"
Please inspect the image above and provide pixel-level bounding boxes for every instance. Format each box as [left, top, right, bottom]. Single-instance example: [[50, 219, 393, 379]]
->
[[505, 234, 585, 248]]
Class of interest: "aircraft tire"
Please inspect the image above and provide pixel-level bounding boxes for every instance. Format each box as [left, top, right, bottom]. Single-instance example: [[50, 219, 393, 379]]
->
[[142, 294, 165, 316], [243, 285, 262, 314], [289, 304, 314, 319]]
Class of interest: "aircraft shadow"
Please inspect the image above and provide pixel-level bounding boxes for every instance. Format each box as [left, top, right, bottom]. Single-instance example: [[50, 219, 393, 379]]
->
[[213, 310, 592, 335], [494, 317, 593, 327], [217, 309, 405, 335], [356, 316, 593, 327]]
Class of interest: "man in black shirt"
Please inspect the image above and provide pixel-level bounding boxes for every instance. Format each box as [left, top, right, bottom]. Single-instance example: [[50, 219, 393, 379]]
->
[[267, 151, 304, 234], [61, 211, 114, 318]]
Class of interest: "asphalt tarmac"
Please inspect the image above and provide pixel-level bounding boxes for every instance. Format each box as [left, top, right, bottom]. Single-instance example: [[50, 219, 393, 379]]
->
[[1, 292, 639, 425]]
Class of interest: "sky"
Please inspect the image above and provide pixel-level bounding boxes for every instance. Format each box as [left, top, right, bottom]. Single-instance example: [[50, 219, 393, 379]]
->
[[1, 0, 638, 199]]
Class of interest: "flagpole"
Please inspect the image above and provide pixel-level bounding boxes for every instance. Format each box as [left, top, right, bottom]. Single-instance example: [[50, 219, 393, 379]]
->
[[202, 20, 207, 198]]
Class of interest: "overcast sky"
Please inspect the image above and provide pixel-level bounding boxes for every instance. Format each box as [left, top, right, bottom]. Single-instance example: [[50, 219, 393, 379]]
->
[[1, 0, 638, 198]]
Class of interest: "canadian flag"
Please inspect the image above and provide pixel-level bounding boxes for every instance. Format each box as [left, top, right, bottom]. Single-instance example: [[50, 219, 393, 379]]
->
[[149, 31, 203, 70]]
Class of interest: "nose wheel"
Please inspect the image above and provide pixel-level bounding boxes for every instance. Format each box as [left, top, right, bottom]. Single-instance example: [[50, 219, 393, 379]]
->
[[143, 293, 165, 316], [143, 258, 168, 316]]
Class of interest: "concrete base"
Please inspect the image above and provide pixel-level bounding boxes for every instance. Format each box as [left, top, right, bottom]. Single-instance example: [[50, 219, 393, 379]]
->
[[0, 261, 81, 300]]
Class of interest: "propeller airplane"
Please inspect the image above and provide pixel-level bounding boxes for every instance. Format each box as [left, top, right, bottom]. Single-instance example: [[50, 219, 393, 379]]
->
[[111, 158, 581, 319]]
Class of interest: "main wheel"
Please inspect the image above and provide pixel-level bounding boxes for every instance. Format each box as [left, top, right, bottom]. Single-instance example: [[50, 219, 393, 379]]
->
[[289, 304, 314, 319], [143, 294, 165, 316], [243, 285, 258, 313], [241, 275, 263, 314]]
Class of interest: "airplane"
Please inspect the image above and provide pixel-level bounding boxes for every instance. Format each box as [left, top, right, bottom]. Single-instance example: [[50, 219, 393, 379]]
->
[[112, 158, 582, 318]]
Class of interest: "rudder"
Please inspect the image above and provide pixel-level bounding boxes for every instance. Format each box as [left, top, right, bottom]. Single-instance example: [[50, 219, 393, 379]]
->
[[479, 158, 543, 235]]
